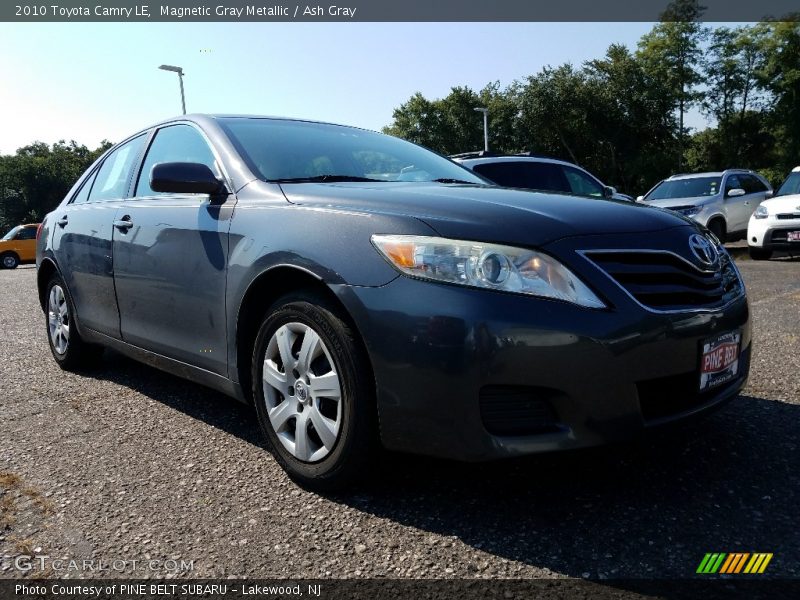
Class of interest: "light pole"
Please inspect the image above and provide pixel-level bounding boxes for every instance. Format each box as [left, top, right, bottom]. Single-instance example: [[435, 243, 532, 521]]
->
[[474, 107, 489, 152], [159, 64, 186, 115]]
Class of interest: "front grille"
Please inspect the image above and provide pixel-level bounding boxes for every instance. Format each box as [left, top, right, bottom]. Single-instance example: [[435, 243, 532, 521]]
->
[[776, 213, 800, 220], [585, 250, 742, 311], [479, 385, 561, 436], [637, 345, 749, 422], [769, 229, 800, 243]]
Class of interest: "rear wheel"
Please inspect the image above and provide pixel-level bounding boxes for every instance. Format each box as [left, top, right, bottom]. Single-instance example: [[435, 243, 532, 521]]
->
[[251, 292, 375, 490], [1, 252, 19, 269], [45, 273, 103, 370], [707, 219, 726, 244], [748, 247, 773, 261]]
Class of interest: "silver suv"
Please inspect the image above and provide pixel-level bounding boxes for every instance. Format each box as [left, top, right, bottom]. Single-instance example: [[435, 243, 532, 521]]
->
[[638, 170, 772, 242], [452, 153, 633, 202]]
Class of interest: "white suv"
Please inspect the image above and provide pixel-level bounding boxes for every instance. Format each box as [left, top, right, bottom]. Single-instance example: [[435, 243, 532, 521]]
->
[[452, 153, 633, 202], [747, 166, 800, 260], [638, 170, 772, 243]]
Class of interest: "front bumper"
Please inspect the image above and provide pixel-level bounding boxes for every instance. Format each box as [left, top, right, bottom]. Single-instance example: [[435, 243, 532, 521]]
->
[[334, 235, 751, 461], [748, 217, 800, 250]]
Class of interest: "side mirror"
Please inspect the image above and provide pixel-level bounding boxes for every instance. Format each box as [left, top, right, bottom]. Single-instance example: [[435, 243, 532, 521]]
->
[[765, 189, 774, 199], [603, 186, 615, 199], [726, 188, 746, 198], [150, 162, 227, 196], [636, 195, 644, 202]]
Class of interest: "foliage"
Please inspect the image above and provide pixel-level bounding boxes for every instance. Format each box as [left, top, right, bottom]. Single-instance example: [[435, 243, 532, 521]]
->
[[0, 140, 111, 233], [384, 3, 800, 196]]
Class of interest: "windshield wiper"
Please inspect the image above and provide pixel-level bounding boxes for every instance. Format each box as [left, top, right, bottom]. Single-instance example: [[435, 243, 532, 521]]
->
[[430, 178, 480, 185], [272, 175, 384, 183]]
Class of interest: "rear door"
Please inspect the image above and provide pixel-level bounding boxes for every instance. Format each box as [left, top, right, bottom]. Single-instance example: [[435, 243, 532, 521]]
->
[[112, 123, 235, 376], [740, 174, 770, 222], [50, 134, 148, 338]]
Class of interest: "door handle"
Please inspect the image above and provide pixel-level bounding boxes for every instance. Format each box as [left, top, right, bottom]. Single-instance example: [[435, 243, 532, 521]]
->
[[57, 216, 68, 227], [113, 217, 134, 231]]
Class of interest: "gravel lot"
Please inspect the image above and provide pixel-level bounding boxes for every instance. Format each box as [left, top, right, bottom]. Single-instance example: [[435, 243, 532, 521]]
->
[[1, 256, 798, 586]]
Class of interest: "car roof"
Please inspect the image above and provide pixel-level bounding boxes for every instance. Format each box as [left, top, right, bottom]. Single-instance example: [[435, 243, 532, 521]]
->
[[792, 166, 800, 173], [454, 155, 580, 169], [666, 169, 755, 180]]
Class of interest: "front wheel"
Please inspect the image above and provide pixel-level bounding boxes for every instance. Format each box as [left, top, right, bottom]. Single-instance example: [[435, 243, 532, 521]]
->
[[749, 247, 773, 261], [45, 274, 103, 370], [1, 252, 19, 269], [707, 219, 726, 244], [251, 292, 375, 490]]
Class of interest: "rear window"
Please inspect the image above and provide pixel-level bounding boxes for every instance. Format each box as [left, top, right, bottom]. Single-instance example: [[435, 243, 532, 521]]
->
[[473, 161, 570, 193], [645, 177, 721, 201]]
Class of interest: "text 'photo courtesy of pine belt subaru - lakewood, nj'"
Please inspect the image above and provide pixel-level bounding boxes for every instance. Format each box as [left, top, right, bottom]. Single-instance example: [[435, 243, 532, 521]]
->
[[37, 115, 751, 489]]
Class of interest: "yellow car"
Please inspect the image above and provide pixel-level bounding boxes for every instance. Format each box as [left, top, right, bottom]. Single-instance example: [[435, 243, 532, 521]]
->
[[1, 224, 39, 269]]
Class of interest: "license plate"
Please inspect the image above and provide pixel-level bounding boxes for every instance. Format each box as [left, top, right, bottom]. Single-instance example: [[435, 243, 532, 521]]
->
[[699, 331, 741, 391], [788, 231, 800, 242]]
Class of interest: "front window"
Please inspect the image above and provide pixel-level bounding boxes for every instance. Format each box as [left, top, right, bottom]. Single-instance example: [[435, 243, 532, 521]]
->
[[563, 166, 604, 197], [2, 226, 21, 241], [218, 118, 485, 184], [776, 172, 800, 197], [644, 176, 722, 201]]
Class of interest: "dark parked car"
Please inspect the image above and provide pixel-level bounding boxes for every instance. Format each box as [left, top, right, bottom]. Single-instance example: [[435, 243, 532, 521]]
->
[[451, 152, 633, 201], [38, 115, 751, 489]]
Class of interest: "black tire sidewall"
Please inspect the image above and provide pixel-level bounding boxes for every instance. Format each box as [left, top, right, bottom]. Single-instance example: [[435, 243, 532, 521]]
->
[[708, 220, 726, 243], [44, 273, 100, 369], [251, 294, 373, 489]]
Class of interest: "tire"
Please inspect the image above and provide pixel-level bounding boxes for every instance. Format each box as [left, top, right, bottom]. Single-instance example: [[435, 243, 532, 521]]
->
[[749, 248, 773, 261], [707, 219, 726, 244], [1, 252, 19, 269], [251, 292, 375, 491], [45, 273, 104, 370]]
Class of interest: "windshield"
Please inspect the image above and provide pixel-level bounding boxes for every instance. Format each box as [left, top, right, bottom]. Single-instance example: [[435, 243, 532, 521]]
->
[[218, 118, 486, 184], [776, 172, 800, 197], [1, 226, 21, 241], [645, 176, 721, 201]]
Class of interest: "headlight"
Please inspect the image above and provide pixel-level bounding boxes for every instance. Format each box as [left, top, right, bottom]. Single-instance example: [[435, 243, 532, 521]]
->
[[754, 205, 769, 219], [371, 234, 606, 308], [677, 206, 702, 218]]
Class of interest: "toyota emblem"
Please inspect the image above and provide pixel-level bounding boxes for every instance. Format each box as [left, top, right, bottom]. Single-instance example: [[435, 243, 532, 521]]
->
[[689, 234, 718, 266]]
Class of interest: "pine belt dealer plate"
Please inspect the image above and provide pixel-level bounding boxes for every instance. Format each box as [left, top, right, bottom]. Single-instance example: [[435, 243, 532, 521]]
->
[[699, 331, 741, 391]]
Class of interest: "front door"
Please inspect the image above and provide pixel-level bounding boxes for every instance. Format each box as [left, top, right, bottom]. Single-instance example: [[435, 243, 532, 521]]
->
[[112, 123, 235, 376]]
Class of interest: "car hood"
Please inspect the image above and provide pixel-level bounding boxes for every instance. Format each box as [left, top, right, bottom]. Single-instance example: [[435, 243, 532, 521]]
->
[[640, 195, 711, 210], [759, 193, 800, 214], [280, 182, 690, 247]]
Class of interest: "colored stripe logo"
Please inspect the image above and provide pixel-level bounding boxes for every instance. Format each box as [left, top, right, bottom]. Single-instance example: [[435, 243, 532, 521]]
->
[[697, 553, 773, 574]]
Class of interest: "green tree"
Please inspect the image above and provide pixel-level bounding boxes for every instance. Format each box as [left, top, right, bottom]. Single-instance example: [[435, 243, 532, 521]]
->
[[0, 140, 111, 233], [637, 0, 709, 170], [755, 19, 800, 171]]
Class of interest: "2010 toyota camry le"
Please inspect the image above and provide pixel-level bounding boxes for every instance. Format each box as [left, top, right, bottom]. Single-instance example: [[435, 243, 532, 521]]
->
[[36, 115, 750, 489]]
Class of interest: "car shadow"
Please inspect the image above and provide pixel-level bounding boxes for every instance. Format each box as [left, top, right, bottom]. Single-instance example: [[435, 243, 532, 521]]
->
[[87, 352, 799, 590]]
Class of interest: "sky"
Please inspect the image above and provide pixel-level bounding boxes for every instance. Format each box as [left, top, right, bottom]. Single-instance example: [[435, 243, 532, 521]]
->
[[1, 22, 708, 154]]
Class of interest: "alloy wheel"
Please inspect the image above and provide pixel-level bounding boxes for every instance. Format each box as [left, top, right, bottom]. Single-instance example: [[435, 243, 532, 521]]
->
[[48, 285, 70, 355]]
